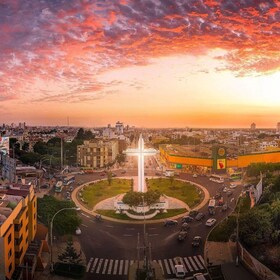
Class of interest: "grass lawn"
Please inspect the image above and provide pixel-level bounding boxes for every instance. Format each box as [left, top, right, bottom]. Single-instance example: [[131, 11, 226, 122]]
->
[[96, 208, 187, 220], [81, 179, 132, 208], [147, 178, 203, 208]]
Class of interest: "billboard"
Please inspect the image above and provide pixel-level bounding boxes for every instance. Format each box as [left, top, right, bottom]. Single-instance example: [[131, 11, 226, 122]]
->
[[0, 137, 9, 155], [255, 175, 263, 203], [217, 158, 226, 169]]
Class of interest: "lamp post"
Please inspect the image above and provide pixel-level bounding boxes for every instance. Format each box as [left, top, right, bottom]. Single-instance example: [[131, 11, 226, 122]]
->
[[50, 207, 80, 272]]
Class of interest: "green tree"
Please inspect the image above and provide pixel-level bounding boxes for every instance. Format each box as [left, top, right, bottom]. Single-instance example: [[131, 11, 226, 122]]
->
[[19, 152, 41, 165], [37, 196, 81, 235], [58, 238, 82, 265], [33, 141, 49, 155]]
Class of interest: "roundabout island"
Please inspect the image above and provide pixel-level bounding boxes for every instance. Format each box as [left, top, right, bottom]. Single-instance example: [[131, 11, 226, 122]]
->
[[72, 134, 210, 223]]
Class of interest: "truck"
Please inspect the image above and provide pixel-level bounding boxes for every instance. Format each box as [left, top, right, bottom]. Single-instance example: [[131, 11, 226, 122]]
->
[[208, 199, 216, 215]]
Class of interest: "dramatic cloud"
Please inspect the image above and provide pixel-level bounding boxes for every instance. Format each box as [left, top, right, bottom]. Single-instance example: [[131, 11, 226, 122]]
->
[[0, 0, 280, 101]]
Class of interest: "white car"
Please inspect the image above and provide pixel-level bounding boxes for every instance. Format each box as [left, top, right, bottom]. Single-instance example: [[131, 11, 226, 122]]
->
[[193, 174, 198, 178], [229, 183, 237, 189], [75, 227, 82, 235], [175, 264, 186, 278], [222, 187, 229, 192], [205, 218, 217, 227]]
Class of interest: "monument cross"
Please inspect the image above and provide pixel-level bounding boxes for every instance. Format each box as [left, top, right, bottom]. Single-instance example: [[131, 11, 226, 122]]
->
[[125, 134, 157, 192]]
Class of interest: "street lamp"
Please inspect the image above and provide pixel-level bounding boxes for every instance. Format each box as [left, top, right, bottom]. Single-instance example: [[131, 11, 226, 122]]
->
[[50, 207, 80, 272]]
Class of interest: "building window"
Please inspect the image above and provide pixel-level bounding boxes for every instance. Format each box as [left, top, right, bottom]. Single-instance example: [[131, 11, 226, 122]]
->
[[26, 224, 28, 232], [8, 249, 12, 258], [8, 234, 11, 244], [9, 263, 12, 272], [26, 211, 28, 219]]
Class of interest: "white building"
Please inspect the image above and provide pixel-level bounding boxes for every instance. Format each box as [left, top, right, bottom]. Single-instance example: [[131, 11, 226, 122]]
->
[[115, 121, 124, 135]]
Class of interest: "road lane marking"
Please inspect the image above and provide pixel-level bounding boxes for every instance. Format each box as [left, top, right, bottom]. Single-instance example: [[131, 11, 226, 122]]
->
[[105, 225, 114, 228], [113, 260, 119, 275], [81, 223, 88, 227], [119, 260, 123, 275], [107, 259, 114, 274], [194, 255, 204, 269], [169, 259, 175, 274], [86, 257, 93, 272], [123, 234, 133, 237], [90, 258, 99, 273], [102, 259, 109, 274], [157, 260, 164, 274], [183, 257, 193, 272], [188, 256, 198, 270], [124, 260, 129, 275], [81, 212, 90, 218], [198, 255, 205, 266], [95, 258, 103, 273], [163, 259, 171, 274]]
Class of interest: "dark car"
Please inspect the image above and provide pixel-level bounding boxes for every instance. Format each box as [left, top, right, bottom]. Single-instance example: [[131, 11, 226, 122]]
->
[[181, 216, 194, 223], [189, 210, 199, 218], [195, 212, 205, 221], [177, 231, 188, 241], [192, 236, 202, 247], [181, 222, 190, 231], [40, 184, 49, 189], [214, 192, 222, 199], [121, 170, 126, 174], [164, 219, 178, 227], [227, 190, 233, 196]]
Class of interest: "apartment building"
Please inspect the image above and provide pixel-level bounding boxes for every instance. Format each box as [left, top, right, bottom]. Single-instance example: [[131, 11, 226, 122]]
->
[[77, 140, 119, 168], [0, 184, 37, 279]]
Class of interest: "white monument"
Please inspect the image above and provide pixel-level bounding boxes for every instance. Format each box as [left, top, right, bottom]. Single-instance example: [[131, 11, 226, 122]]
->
[[125, 134, 157, 192]]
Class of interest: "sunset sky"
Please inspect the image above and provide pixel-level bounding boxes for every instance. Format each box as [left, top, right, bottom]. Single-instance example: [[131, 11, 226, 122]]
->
[[1, 0, 280, 128]]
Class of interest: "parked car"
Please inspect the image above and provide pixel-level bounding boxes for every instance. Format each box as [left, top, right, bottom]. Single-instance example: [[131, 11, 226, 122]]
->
[[175, 264, 186, 278], [177, 231, 188, 241], [69, 186, 74, 192], [191, 236, 202, 247], [164, 219, 178, 227], [193, 272, 206, 280], [223, 187, 229, 193], [229, 183, 237, 189], [192, 174, 198, 178], [181, 216, 194, 223], [222, 203, 228, 211], [205, 218, 217, 227], [195, 212, 205, 221]]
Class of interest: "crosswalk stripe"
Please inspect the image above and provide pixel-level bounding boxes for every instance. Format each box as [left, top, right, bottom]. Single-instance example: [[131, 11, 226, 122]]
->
[[188, 256, 198, 270], [119, 260, 123, 275], [95, 258, 103, 273], [124, 260, 129, 275], [194, 255, 204, 270], [183, 257, 193, 272], [130, 260, 134, 266], [107, 259, 114, 274], [113, 260, 119, 275], [163, 259, 171, 274], [198, 255, 205, 266], [86, 257, 93, 273], [169, 259, 175, 274], [157, 260, 164, 274], [102, 259, 109, 274], [90, 258, 99, 273]]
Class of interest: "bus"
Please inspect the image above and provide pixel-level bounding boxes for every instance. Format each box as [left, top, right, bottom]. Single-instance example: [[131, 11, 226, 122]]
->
[[63, 175, 75, 186], [208, 199, 216, 215], [230, 172, 242, 181], [55, 181, 63, 193], [209, 174, 224, 184]]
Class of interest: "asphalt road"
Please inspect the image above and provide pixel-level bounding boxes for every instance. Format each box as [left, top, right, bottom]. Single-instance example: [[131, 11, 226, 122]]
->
[[67, 166, 242, 280]]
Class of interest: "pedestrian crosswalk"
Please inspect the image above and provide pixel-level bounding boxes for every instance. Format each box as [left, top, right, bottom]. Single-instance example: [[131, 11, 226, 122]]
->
[[86, 255, 206, 276]]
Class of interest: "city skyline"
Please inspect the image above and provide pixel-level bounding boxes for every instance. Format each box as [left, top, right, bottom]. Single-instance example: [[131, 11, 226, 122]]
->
[[1, 1, 280, 128]]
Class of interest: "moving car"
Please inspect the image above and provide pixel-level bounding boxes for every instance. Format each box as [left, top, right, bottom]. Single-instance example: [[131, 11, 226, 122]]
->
[[205, 218, 217, 227], [195, 212, 205, 221], [227, 190, 233, 196], [214, 192, 222, 199], [175, 264, 186, 278], [164, 219, 178, 227], [229, 183, 237, 189], [181, 222, 190, 231], [177, 231, 188, 241], [189, 210, 199, 217], [75, 227, 81, 235], [192, 174, 198, 178], [181, 216, 194, 223], [191, 236, 202, 247]]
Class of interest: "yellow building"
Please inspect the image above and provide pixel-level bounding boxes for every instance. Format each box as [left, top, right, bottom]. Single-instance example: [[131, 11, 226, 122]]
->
[[160, 144, 280, 172], [0, 184, 37, 279]]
